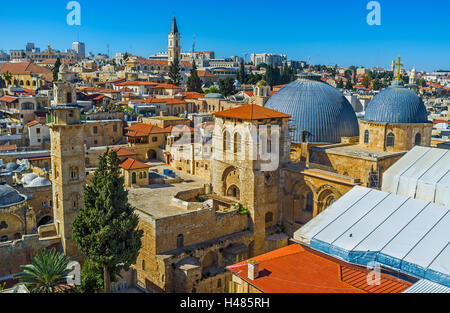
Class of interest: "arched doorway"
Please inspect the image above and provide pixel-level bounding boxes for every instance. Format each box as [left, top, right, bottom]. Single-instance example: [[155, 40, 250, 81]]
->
[[226, 185, 240, 200], [147, 150, 157, 160], [37, 216, 53, 227], [132, 172, 137, 184]]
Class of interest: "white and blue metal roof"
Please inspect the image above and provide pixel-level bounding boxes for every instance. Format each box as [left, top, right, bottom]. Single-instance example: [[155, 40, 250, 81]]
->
[[382, 146, 450, 207], [293, 186, 450, 287]]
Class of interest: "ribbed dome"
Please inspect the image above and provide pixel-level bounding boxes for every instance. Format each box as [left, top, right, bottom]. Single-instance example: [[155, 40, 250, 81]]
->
[[26, 177, 51, 188], [265, 79, 359, 143], [0, 184, 26, 207], [21, 173, 38, 185], [364, 82, 428, 124]]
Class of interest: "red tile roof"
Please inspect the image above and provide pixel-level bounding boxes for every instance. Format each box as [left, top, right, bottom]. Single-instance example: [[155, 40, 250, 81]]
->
[[0, 144, 17, 151], [111, 147, 137, 157], [26, 120, 40, 127], [0, 96, 18, 103], [182, 92, 205, 99], [0, 62, 53, 82], [125, 123, 169, 137], [213, 104, 291, 120], [116, 81, 158, 87], [120, 158, 151, 170], [154, 83, 181, 90], [164, 125, 194, 133], [227, 244, 413, 293]]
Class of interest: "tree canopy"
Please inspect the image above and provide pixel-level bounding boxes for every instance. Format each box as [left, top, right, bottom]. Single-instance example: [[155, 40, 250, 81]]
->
[[218, 77, 237, 97], [73, 149, 143, 293], [53, 58, 61, 81], [187, 61, 202, 92], [168, 55, 182, 86]]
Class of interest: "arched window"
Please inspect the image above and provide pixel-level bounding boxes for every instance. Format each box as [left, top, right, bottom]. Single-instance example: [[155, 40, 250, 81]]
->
[[305, 192, 314, 212], [414, 133, 421, 146], [132, 172, 137, 184], [223, 131, 231, 152], [142, 259, 146, 270], [234, 132, 241, 153], [386, 132, 395, 147], [177, 234, 184, 248], [364, 130, 370, 144]]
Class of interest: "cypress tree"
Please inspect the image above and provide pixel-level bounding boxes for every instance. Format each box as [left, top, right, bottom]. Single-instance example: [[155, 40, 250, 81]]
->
[[168, 55, 182, 86], [237, 60, 247, 84], [53, 58, 61, 81], [73, 149, 143, 293], [187, 61, 202, 92]]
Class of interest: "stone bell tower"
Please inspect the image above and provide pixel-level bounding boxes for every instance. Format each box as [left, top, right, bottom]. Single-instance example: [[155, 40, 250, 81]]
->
[[168, 16, 181, 65], [47, 83, 85, 257]]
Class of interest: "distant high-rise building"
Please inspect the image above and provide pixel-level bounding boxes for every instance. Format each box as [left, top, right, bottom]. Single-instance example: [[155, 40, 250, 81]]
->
[[26, 43, 35, 52], [250, 53, 287, 67], [72, 41, 86, 59]]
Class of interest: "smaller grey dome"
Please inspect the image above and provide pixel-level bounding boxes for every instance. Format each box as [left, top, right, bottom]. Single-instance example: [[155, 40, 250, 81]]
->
[[5, 163, 19, 172], [204, 93, 224, 99], [21, 173, 38, 185], [0, 184, 26, 206], [26, 177, 51, 188]]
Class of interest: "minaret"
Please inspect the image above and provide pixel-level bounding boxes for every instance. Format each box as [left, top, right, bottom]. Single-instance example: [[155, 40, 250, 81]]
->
[[47, 79, 85, 257], [168, 16, 181, 64]]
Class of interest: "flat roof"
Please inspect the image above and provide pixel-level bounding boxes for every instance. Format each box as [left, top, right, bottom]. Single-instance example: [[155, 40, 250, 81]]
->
[[127, 163, 208, 219], [314, 144, 405, 161]]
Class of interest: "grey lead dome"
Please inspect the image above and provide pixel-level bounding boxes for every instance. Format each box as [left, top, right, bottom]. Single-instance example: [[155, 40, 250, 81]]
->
[[364, 82, 429, 124], [265, 79, 359, 143], [0, 184, 26, 207]]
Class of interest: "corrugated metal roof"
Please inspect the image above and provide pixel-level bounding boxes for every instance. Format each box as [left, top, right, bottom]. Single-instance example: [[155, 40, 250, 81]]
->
[[382, 146, 450, 207], [293, 186, 450, 288], [403, 279, 450, 293]]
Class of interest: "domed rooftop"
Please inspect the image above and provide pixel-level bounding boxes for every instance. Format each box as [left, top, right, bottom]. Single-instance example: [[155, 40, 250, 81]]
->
[[21, 173, 38, 185], [0, 184, 26, 207], [363, 81, 429, 124], [204, 93, 224, 99], [5, 162, 19, 172], [265, 79, 359, 143], [26, 177, 51, 188]]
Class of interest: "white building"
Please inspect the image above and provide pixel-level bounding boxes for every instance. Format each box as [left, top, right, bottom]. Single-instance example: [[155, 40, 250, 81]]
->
[[250, 53, 287, 67], [26, 120, 50, 148], [72, 42, 86, 59]]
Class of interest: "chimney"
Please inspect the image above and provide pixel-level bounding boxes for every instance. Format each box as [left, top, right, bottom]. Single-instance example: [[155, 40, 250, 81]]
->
[[247, 260, 259, 280]]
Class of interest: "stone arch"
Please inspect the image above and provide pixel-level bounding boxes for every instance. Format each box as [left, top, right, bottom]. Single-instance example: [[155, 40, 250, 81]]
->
[[37, 215, 53, 227], [221, 166, 240, 197], [414, 132, 421, 146], [316, 185, 342, 216], [226, 184, 240, 200], [147, 149, 157, 160], [0, 213, 25, 240], [291, 180, 317, 224]]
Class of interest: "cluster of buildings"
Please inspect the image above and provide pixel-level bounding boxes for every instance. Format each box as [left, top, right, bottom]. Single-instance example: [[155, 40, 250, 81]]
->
[[0, 17, 449, 294]]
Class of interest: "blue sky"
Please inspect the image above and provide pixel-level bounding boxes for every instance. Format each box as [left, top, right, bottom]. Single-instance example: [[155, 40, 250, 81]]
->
[[1, 0, 449, 71]]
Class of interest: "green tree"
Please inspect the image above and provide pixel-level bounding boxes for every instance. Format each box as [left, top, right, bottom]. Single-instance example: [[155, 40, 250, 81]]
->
[[336, 79, 344, 89], [204, 85, 220, 94], [168, 55, 182, 86], [361, 75, 372, 88], [53, 58, 61, 81], [79, 258, 103, 293], [2, 71, 12, 86], [73, 149, 143, 293], [218, 77, 237, 97], [16, 248, 75, 293], [345, 79, 353, 90], [372, 78, 382, 90], [187, 61, 202, 92], [237, 60, 247, 84]]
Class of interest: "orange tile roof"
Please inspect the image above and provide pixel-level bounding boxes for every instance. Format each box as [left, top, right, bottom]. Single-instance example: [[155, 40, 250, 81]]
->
[[125, 123, 169, 136], [111, 147, 137, 157], [0, 144, 17, 151], [164, 125, 194, 133], [120, 158, 151, 170], [0, 96, 18, 103], [26, 120, 40, 127], [213, 104, 291, 120], [116, 81, 158, 87], [197, 70, 217, 78], [227, 244, 413, 293], [154, 83, 181, 90], [182, 92, 205, 99], [0, 62, 53, 82]]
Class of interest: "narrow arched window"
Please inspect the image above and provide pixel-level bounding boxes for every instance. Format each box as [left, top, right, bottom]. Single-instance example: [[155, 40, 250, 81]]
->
[[234, 132, 241, 153], [414, 133, 421, 146], [177, 234, 184, 248], [305, 192, 314, 212], [386, 132, 395, 147], [364, 130, 370, 144]]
